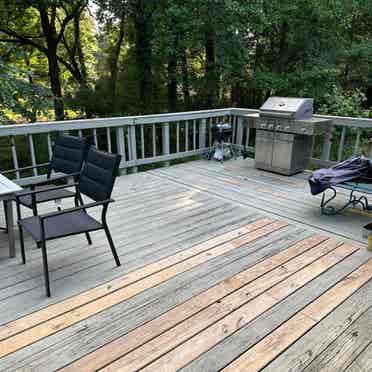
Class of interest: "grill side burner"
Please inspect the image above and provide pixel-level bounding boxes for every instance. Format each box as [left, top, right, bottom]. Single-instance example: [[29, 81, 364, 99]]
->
[[245, 97, 332, 176]]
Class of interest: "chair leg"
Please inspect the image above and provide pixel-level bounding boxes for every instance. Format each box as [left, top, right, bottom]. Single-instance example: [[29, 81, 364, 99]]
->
[[103, 226, 121, 267], [76, 195, 92, 245], [18, 224, 26, 264], [40, 240, 51, 297]]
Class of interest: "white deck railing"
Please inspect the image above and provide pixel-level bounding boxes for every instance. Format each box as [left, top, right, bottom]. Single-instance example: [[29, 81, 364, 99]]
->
[[0, 107, 371, 183]]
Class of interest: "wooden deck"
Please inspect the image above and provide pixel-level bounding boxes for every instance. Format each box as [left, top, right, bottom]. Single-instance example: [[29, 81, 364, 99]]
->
[[0, 158, 371, 371]]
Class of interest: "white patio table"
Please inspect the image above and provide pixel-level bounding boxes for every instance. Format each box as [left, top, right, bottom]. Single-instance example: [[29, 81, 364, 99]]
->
[[0, 173, 22, 258]]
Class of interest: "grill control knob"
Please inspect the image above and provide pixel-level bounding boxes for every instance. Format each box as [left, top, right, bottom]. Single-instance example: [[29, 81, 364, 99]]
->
[[268, 124, 274, 129], [276, 125, 282, 131], [301, 128, 306, 133], [285, 126, 290, 131], [260, 123, 267, 128]]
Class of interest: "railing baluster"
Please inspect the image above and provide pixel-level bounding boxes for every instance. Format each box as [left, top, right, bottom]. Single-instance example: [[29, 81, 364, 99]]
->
[[236, 116, 244, 147], [152, 124, 156, 157], [162, 123, 170, 167], [28, 134, 38, 176], [176, 122, 180, 153], [245, 118, 250, 148], [337, 127, 346, 162], [10, 136, 20, 179], [354, 128, 361, 154], [78, 130, 83, 138], [199, 119, 206, 149], [185, 121, 189, 151], [93, 129, 98, 148], [106, 128, 112, 153], [193, 120, 196, 150], [116, 127, 126, 162], [47, 133, 53, 160], [129, 125, 138, 172], [140, 124, 145, 159], [232, 116, 236, 144], [209, 119, 212, 147]]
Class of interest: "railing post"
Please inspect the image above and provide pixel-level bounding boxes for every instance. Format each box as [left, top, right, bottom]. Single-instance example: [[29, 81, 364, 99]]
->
[[321, 124, 333, 162], [116, 127, 127, 175], [199, 119, 207, 149], [162, 122, 170, 167], [129, 124, 138, 173]]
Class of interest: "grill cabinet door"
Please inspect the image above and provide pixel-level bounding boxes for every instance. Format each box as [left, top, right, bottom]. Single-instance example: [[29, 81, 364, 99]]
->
[[255, 130, 274, 169], [271, 132, 295, 174]]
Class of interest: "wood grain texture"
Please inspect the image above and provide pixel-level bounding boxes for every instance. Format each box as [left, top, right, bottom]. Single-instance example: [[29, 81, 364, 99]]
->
[[135, 243, 357, 372], [0, 218, 270, 342], [4, 227, 304, 372], [0, 220, 284, 358], [222, 259, 372, 372], [0, 160, 371, 372], [61, 234, 327, 372], [345, 341, 372, 372]]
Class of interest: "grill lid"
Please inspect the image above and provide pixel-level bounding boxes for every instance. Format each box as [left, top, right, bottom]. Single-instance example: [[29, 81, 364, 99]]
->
[[260, 97, 313, 120]]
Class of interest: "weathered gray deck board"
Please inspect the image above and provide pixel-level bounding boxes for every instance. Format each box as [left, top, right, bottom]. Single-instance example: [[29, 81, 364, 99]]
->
[[0, 159, 371, 372], [150, 159, 371, 242], [345, 342, 372, 372], [301, 305, 372, 372]]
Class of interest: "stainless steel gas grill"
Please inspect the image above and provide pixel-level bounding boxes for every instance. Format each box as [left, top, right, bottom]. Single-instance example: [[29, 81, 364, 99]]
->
[[246, 97, 332, 176]]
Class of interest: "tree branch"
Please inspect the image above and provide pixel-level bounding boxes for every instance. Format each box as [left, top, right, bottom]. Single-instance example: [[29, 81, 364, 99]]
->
[[0, 27, 47, 54]]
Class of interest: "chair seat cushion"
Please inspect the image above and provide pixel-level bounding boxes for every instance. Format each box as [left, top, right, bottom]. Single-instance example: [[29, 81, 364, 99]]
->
[[17, 188, 76, 208], [19, 210, 102, 242]]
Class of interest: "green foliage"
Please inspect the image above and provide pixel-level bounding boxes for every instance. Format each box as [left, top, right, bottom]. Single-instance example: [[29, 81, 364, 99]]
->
[[318, 86, 370, 118], [1, 0, 371, 122], [0, 50, 52, 122]]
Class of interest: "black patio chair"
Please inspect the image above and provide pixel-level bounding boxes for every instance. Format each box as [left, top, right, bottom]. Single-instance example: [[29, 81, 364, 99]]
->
[[16, 148, 122, 297], [16, 134, 90, 216]]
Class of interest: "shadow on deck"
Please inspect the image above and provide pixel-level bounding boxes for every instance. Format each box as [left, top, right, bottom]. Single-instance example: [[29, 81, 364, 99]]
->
[[0, 159, 371, 371]]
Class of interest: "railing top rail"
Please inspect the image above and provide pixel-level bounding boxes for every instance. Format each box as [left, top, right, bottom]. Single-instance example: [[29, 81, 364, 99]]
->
[[0, 108, 232, 136], [230, 108, 372, 128], [0, 107, 371, 137]]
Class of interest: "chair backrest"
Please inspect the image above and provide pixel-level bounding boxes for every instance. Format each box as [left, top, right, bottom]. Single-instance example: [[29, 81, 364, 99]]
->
[[48, 135, 89, 178], [79, 148, 121, 201]]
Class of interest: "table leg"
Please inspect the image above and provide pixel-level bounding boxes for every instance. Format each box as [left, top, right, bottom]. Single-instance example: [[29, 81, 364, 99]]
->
[[6, 199, 15, 258]]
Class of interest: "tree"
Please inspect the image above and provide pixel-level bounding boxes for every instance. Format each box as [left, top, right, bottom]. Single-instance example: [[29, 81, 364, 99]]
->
[[0, 0, 89, 120]]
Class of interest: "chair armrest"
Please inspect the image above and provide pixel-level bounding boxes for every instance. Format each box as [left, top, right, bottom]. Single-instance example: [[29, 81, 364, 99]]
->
[[29, 172, 81, 189], [15, 183, 78, 199], [40, 199, 115, 220]]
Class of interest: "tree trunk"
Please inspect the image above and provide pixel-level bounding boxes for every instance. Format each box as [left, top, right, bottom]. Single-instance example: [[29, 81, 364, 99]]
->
[[109, 13, 125, 112], [205, 28, 218, 108], [181, 49, 190, 109], [74, 12, 88, 84], [167, 33, 178, 113], [39, 6, 64, 120], [25, 53, 37, 122], [134, 0, 152, 113]]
